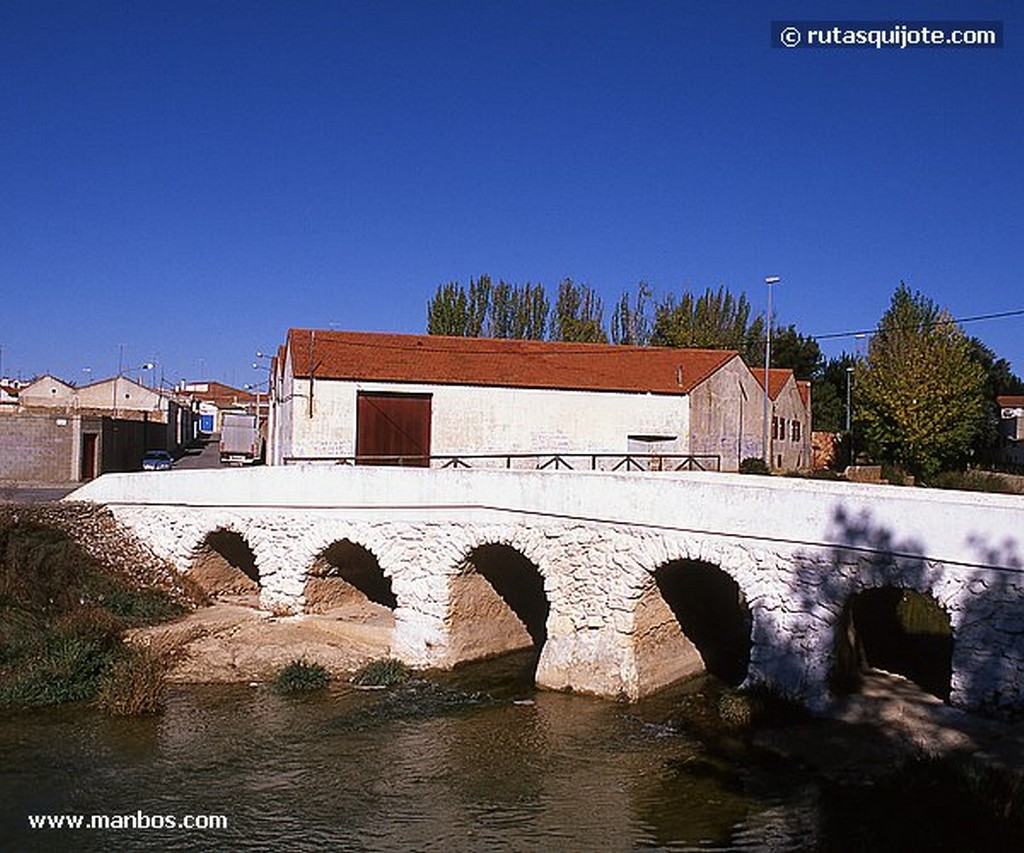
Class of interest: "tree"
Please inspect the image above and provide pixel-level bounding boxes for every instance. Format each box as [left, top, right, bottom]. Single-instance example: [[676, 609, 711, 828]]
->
[[485, 280, 548, 340], [650, 286, 764, 361], [812, 354, 855, 432], [426, 275, 490, 336], [550, 278, 607, 343], [610, 281, 652, 346], [964, 336, 1024, 464], [427, 276, 548, 340], [855, 283, 986, 479], [770, 325, 822, 379]]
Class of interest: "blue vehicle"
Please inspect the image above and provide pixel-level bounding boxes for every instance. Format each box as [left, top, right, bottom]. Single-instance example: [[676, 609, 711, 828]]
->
[[142, 450, 174, 471]]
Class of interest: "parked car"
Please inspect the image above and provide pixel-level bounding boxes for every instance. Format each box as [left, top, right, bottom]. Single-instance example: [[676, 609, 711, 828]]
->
[[142, 450, 174, 471]]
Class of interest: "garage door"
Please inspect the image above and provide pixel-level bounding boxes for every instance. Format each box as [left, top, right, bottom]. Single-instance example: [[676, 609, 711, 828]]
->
[[356, 392, 432, 466]]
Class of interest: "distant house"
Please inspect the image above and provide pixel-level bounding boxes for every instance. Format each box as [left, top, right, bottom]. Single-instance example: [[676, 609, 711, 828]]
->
[[997, 395, 1024, 467], [752, 369, 813, 471], [180, 381, 259, 433], [0, 374, 197, 484], [269, 329, 783, 472], [0, 382, 19, 409]]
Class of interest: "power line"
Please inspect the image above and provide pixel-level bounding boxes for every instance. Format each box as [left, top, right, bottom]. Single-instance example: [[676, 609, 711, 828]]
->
[[815, 308, 1024, 342]]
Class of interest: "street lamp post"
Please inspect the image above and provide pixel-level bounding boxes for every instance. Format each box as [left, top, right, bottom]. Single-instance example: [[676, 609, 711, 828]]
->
[[763, 276, 781, 465], [845, 366, 854, 432]]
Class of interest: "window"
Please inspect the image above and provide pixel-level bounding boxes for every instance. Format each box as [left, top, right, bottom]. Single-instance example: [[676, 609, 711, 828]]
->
[[791, 420, 801, 442]]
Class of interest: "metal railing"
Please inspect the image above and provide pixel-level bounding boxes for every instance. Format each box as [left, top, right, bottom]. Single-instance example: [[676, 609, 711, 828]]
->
[[281, 452, 721, 472]]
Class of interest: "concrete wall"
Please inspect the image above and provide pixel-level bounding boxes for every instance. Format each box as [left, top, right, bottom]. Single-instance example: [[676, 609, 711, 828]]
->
[[69, 467, 1024, 715], [687, 357, 764, 471], [280, 377, 691, 466], [0, 412, 80, 483]]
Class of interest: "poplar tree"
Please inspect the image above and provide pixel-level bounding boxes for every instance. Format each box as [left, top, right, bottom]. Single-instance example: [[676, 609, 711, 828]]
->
[[855, 283, 986, 479], [610, 281, 652, 346], [650, 286, 764, 361], [551, 278, 607, 343]]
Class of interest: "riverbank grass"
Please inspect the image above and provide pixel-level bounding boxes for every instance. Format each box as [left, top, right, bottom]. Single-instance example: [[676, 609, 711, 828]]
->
[[0, 521, 185, 713], [274, 658, 330, 693], [351, 657, 412, 687]]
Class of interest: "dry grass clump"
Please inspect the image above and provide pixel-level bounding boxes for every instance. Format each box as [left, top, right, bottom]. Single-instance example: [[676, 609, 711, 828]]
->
[[96, 647, 168, 716]]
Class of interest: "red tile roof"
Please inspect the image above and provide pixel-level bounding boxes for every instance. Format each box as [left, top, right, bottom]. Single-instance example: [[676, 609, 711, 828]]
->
[[181, 381, 255, 408], [797, 380, 811, 408], [751, 368, 794, 401], [998, 395, 1024, 409], [286, 329, 738, 395]]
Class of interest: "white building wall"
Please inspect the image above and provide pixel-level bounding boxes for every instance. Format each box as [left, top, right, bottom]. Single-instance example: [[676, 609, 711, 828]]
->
[[281, 378, 692, 464]]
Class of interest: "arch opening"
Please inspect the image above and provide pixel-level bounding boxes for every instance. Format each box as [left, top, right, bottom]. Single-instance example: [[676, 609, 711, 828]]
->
[[637, 559, 752, 693], [189, 529, 260, 600], [304, 539, 396, 617], [832, 586, 952, 702], [446, 544, 549, 665]]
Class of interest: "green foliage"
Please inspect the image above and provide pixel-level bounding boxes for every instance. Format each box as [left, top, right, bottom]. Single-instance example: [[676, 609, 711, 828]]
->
[[931, 469, 1018, 494], [769, 325, 822, 379], [0, 522, 185, 710], [426, 275, 548, 339], [650, 286, 764, 361], [275, 659, 330, 693], [0, 629, 120, 706], [351, 657, 412, 687], [738, 457, 770, 475], [811, 354, 855, 432], [550, 278, 607, 343], [610, 281, 652, 345], [855, 283, 987, 480]]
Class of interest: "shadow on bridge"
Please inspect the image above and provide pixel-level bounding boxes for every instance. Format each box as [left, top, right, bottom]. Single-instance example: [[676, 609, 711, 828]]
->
[[786, 503, 1023, 717]]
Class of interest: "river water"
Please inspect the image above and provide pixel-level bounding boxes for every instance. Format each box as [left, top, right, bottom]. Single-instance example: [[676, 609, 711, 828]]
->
[[0, 653, 999, 852]]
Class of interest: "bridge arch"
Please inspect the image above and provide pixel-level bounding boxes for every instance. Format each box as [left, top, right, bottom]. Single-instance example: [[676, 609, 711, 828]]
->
[[634, 557, 753, 695], [189, 527, 261, 600], [831, 584, 953, 702], [446, 538, 550, 667], [304, 538, 397, 620]]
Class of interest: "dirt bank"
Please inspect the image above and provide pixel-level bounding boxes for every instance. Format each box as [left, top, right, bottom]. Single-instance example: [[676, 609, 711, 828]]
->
[[129, 597, 394, 683]]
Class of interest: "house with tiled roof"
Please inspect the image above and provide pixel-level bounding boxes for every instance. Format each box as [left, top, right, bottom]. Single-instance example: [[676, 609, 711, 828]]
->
[[180, 381, 259, 433], [269, 329, 775, 472], [752, 368, 812, 471]]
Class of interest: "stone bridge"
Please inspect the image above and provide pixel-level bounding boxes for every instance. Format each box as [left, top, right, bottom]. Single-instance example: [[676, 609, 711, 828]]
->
[[69, 467, 1024, 715]]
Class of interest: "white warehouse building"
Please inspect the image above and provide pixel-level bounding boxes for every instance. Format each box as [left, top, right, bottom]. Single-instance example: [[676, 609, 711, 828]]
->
[[268, 329, 810, 473]]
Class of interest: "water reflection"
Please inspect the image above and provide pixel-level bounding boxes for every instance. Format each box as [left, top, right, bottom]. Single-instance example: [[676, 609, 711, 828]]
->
[[3, 659, 823, 852]]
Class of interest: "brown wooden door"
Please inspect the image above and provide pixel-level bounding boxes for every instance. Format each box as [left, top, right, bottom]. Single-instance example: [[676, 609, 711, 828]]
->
[[81, 433, 98, 480], [356, 392, 432, 466]]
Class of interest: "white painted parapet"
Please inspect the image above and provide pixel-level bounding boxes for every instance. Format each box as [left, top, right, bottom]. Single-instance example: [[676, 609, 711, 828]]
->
[[69, 467, 1024, 713]]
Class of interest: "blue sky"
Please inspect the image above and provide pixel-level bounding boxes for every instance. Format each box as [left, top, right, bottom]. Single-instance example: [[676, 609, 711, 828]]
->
[[3, 1, 1021, 389]]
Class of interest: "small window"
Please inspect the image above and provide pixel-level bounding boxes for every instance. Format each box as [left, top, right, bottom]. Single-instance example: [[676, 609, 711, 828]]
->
[[791, 421, 801, 442]]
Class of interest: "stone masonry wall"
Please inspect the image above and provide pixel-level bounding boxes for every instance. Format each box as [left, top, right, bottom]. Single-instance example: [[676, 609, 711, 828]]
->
[[98, 501, 1024, 713]]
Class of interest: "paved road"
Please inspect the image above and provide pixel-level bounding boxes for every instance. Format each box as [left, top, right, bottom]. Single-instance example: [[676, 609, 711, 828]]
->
[[173, 435, 223, 470]]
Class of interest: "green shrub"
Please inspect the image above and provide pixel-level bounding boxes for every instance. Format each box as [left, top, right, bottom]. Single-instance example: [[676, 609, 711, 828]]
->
[[932, 469, 1017, 494], [351, 658, 412, 687], [275, 659, 330, 693], [0, 521, 187, 710], [738, 457, 770, 475], [96, 647, 167, 715], [0, 630, 119, 707]]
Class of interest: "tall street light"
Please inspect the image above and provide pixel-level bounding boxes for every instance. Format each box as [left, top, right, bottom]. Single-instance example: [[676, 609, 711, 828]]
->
[[763, 276, 781, 465]]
